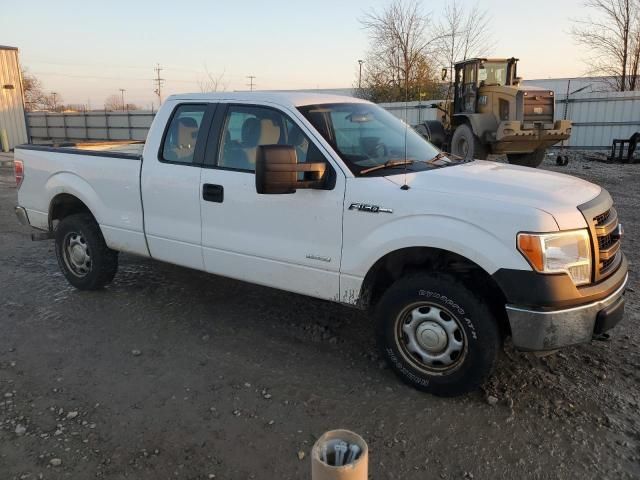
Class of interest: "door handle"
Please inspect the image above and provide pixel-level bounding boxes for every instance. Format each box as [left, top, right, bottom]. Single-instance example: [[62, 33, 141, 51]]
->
[[203, 183, 224, 203]]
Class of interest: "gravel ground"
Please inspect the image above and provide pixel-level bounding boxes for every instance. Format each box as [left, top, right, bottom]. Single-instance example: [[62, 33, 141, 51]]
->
[[0, 151, 638, 479]]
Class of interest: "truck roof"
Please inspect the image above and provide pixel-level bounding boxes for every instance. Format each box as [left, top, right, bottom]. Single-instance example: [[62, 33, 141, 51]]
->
[[167, 91, 369, 108]]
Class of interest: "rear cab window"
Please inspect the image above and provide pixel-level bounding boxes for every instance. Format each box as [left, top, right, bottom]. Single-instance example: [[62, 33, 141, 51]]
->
[[161, 104, 207, 164]]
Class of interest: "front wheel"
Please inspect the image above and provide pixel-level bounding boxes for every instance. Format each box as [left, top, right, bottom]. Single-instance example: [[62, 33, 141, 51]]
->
[[450, 124, 487, 160], [55, 213, 118, 290], [507, 148, 546, 168], [375, 273, 500, 397]]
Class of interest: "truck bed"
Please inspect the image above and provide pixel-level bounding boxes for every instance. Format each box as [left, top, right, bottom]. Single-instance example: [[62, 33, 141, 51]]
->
[[21, 141, 145, 159], [15, 142, 148, 257]]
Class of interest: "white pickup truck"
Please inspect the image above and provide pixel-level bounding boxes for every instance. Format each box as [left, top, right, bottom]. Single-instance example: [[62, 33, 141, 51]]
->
[[14, 92, 628, 396]]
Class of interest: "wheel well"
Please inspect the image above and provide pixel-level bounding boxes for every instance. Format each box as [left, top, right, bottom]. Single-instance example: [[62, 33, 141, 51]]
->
[[451, 115, 470, 129], [360, 247, 510, 335], [49, 194, 95, 230]]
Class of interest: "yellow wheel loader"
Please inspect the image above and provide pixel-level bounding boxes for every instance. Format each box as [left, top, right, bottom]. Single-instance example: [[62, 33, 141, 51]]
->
[[415, 58, 572, 167]]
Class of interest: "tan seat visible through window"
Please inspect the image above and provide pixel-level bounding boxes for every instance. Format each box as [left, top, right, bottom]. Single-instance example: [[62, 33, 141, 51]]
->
[[171, 117, 199, 162], [220, 116, 281, 169]]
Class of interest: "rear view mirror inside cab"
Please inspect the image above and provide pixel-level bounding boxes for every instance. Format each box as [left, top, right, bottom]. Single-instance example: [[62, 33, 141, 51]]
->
[[347, 112, 374, 123]]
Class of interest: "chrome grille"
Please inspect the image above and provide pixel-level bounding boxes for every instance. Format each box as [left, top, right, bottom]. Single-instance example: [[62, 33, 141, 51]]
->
[[592, 207, 621, 279], [598, 233, 614, 250], [594, 209, 611, 226]]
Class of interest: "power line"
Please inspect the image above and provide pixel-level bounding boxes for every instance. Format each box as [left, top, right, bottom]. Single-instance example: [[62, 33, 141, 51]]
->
[[154, 64, 165, 105], [246, 75, 256, 91]]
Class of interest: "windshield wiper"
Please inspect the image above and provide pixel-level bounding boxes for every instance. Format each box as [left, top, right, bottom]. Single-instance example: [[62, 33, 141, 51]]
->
[[425, 151, 466, 165], [360, 159, 415, 175]]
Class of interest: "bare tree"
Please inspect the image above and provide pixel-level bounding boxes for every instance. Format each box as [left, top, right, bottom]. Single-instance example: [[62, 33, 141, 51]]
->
[[21, 69, 47, 111], [571, 0, 640, 91], [104, 94, 123, 111], [358, 0, 440, 102], [433, 0, 494, 81], [41, 92, 63, 112], [198, 66, 228, 93]]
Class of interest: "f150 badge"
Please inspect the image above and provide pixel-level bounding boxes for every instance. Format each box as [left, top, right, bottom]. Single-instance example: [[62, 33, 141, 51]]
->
[[349, 203, 393, 214]]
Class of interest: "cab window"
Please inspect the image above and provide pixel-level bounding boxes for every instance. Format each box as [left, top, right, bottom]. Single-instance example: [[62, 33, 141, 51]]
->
[[161, 104, 207, 164], [217, 105, 325, 172]]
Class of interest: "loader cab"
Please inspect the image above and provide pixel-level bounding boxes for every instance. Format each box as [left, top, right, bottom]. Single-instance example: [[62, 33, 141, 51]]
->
[[453, 58, 519, 114]]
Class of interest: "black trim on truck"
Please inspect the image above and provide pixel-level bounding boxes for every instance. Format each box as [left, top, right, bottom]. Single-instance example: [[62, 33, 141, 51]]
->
[[15, 144, 142, 160], [493, 253, 628, 310]]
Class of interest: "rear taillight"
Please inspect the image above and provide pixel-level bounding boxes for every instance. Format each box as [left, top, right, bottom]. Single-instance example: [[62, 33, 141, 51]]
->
[[14, 160, 24, 189]]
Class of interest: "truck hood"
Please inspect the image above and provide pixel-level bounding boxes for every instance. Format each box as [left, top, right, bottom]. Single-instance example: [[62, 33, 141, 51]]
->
[[385, 160, 601, 230]]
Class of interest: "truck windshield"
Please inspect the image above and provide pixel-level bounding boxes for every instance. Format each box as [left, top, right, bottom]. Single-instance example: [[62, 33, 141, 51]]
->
[[479, 62, 509, 86], [298, 103, 458, 176]]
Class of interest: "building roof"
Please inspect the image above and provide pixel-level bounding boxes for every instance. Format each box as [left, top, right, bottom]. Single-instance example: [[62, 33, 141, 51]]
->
[[167, 91, 369, 108], [0, 45, 19, 51]]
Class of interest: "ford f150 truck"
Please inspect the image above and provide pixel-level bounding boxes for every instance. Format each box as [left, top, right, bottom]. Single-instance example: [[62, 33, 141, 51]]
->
[[14, 92, 628, 396]]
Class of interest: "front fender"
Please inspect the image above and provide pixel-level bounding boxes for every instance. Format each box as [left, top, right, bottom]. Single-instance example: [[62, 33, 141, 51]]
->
[[339, 214, 533, 305], [346, 214, 531, 277]]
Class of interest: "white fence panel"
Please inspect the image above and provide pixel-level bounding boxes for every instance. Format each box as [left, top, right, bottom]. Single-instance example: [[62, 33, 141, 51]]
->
[[27, 111, 156, 143], [26, 92, 639, 149]]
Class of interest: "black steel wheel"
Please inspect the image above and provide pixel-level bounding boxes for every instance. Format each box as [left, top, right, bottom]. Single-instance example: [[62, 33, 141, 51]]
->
[[375, 272, 500, 396]]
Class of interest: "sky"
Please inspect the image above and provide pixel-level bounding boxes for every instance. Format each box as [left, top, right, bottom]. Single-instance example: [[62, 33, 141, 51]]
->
[[1, 0, 593, 108]]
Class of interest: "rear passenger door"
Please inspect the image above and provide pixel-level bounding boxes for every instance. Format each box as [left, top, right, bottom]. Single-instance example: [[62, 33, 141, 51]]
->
[[141, 102, 214, 270], [198, 103, 345, 301]]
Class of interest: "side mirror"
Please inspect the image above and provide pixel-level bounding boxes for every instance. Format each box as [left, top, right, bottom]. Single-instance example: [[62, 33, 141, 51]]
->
[[441, 68, 448, 81], [255, 145, 327, 195]]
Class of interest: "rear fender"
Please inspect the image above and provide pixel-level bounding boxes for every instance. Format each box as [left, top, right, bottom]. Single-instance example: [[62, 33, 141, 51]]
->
[[45, 171, 104, 228]]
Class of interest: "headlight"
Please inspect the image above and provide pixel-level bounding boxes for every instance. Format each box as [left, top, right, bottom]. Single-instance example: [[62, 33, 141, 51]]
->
[[517, 230, 592, 286]]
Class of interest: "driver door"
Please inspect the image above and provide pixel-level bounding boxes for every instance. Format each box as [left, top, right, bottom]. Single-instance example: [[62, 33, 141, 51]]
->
[[198, 103, 346, 301]]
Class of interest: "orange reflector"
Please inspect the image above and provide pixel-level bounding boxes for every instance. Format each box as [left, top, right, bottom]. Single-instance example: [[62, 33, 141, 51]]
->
[[517, 234, 544, 271]]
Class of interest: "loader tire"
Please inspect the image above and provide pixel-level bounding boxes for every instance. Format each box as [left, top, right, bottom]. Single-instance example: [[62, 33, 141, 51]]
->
[[451, 124, 487, 160]]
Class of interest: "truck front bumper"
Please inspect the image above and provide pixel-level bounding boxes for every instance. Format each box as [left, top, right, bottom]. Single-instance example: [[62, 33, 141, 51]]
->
[[493, 120, 572, 154], [505, 273, 628, 351]]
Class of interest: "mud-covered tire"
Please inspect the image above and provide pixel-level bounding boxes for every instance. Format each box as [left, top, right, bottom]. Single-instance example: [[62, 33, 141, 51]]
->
[[375, 273, 500, 397], [507, 148, 546, 168], [54, 213, 118, 290], [451, 124, 487, 160]]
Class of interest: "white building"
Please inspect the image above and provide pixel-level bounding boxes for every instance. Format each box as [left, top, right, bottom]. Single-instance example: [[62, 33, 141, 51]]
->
[[0, 45, 28, 150]]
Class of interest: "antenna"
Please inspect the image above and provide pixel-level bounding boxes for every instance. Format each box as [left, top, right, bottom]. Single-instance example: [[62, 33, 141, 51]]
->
[[153, 64, 165, 105], [401, 72, 410, 190]]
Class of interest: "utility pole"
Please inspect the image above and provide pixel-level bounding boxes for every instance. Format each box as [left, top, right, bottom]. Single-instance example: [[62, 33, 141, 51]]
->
[[246, 75, 256, 91], [358, 60, 364, 90], [51, 92, 58, 112], [119, 88, 126, 111], [154, 64, 165, 105]]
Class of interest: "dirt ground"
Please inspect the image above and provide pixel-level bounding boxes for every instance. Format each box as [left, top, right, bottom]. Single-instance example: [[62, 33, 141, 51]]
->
[[1, 151, 638, 480]]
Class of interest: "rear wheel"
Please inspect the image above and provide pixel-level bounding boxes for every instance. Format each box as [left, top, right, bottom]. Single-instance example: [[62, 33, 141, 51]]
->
[[450, 124, 487, 160], [507, 148, 546, 168], [55, 213, 118, 290], [375, 273, 500, 397]]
